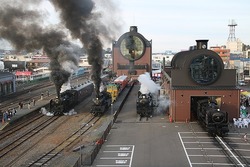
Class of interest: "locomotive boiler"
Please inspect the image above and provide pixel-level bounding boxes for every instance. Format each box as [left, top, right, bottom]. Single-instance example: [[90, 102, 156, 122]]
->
[[195, 97, 229, 136]]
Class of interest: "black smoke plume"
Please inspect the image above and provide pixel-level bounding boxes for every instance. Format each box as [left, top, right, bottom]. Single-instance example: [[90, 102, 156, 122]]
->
[[0, 1, 81, 98], [51, 0, 119, 97], [0, 0, 121, 98]]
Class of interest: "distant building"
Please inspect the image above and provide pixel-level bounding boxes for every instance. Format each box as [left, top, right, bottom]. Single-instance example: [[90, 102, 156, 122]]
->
[[243, 49, 250, 58], [26, 54, 50, 70], [3, 53, 31, 71], [210, 46, 230, 67], [3, 53, 32, 61], [152, 53, 174, 67], [0, 71, 16, 96], [78, 56, 91, 73], [2, 52, 50, 71], [226, 52, 250, 81], [226, 38, 243, 53], [3, 60, 27, 72]]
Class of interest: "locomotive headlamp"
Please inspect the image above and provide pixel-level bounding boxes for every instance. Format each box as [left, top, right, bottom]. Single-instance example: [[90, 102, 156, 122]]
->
[[202, 44, 207, 49]]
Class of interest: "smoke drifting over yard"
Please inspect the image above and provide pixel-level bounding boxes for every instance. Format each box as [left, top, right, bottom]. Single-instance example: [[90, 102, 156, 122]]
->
[[0, 0, 121, 96]]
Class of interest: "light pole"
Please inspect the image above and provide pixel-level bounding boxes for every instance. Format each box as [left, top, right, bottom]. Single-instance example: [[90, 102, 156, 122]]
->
[[79, 122, 86, 166], [243, 59, 245, 81], [111, 103, 113, 125]]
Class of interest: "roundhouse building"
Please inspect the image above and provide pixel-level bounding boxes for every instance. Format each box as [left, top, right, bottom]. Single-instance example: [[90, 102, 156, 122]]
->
[[0, 72, 16, 96], [169, 40, 240, 122]]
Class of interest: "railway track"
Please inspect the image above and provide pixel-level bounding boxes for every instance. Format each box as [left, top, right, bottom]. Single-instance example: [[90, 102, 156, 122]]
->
[[1, 115, 72, 167], [0, 116, 60, 159], [187, 122, 215, 165], [0, 112, 43, 141], [0, 75, 129, 166], [215, 135, 248, 166], [27, 115, 101, 166], [186, 122, 250, 166]]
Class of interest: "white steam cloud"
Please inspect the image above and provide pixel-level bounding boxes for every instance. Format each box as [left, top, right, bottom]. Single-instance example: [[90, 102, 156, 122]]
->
[[138, 72, 170, 115], [138, 72, 161, 94]]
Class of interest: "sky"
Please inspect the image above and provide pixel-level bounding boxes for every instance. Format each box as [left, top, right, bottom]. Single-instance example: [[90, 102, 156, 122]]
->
[[0, 0, 250, 53], [117, 0, 250, 52]]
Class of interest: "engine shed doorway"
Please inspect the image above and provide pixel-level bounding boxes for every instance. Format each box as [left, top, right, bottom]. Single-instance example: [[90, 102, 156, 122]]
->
[[190, 96, 222, 122]]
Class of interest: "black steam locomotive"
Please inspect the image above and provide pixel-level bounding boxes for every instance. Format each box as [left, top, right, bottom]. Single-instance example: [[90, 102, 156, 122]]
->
[[136, 91, 155, 118], [90, 90, 112, 116], [195, 97, 229, 136], [49, 81, 94, 115]]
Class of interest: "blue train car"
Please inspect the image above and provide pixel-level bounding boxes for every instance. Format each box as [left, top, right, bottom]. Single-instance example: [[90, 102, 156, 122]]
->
[[72, 67, 85, 77]]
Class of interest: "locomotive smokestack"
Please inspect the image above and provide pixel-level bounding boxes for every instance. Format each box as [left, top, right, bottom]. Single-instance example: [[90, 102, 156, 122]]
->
[[163, 57, 165, 71], [196, 39, 209, 50], [130, 26, 138, 32]]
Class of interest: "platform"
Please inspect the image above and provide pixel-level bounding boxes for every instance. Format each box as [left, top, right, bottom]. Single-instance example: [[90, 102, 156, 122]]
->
[[0, 97, 50, 130]]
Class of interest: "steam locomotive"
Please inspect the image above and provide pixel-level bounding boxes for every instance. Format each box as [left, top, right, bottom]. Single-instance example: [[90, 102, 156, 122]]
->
[[48, 74, 111, 116], [90, 90, 112, 116], [136, 91, 156, 118], [90, 75, 130, 115], [194, 97, 229, 136], [49, 81, 94, 115]]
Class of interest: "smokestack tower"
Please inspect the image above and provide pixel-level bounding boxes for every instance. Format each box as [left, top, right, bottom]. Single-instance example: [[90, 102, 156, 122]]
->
[[196, 40, 208, 50], [227, 19, 237, 42]]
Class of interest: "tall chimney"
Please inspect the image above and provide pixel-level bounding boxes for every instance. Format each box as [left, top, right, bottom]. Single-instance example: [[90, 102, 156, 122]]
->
[[130, 26, 138, 32], [196, 39, 208, 50], [163, 57, 165, 71]]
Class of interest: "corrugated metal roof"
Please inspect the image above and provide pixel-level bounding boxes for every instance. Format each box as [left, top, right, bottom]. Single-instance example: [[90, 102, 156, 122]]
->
[[15, 71, 32, 76], [28, 59, 50, 63], [0, 72, 14, 79]]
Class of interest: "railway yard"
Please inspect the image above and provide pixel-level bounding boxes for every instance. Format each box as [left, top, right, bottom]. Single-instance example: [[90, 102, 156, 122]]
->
[[91, 85, 250, 167], [1, 78, 250, 167], [1, 0, 250, 166]]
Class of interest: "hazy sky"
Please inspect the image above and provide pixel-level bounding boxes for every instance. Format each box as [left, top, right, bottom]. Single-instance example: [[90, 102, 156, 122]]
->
[[118, 0, 250, 52], [1, 0, 249, 53]]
